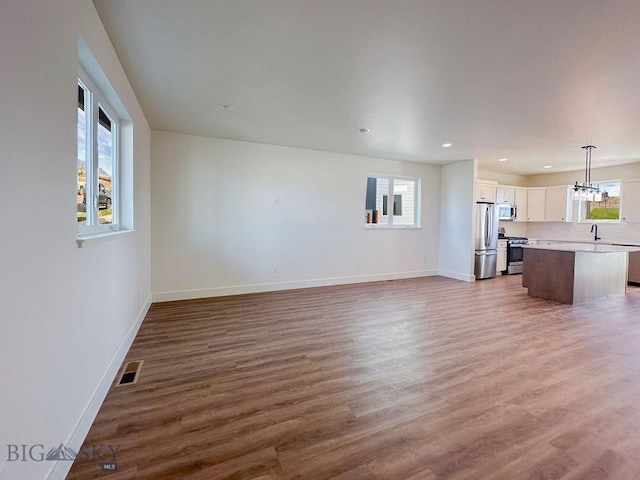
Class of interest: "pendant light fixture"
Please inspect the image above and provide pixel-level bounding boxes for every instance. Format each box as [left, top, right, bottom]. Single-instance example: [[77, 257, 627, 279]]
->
[[573, 145, 602, 202]]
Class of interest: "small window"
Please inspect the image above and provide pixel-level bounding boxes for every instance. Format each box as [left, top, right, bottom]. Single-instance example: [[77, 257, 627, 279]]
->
[[77, 72, 119, 234], [365, 175, 420, 227], [579, 180, 621, 223]]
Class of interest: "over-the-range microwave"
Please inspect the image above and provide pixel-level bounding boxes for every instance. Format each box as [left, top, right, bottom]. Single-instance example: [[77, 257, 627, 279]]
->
[[497, 204, 517, 221]]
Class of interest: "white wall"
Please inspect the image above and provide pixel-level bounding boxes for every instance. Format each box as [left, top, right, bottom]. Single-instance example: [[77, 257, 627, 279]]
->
[[477, 170, 527, 186], [151, 131, 441, 300], [0, 2, 151, 479], [524, 161, 640, 187], [439, 160, 476, 281]]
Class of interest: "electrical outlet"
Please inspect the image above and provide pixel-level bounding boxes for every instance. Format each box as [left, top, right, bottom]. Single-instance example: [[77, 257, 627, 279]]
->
[[356, 262, 361, 268], [272, 265, 278, 273], [272, 197, 280, 206]]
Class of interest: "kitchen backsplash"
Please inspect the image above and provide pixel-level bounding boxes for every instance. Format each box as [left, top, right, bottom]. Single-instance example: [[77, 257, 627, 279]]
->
[[525, 221, 640, 244], [499, 220, 640, 244], [499, 221, 527, 238]]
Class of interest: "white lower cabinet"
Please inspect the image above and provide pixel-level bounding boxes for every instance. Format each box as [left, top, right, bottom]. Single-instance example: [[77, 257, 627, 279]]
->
[[629, 252, 640, 283], [622, 180, 640, 222], [497, 240, 507, 273]]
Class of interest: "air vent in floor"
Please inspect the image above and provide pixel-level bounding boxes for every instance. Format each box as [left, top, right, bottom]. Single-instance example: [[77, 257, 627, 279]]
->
[[116, 360, 143, 387]]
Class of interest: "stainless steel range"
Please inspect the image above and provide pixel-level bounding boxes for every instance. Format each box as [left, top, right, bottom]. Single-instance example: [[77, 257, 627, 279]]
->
[[506, 236, 528, 274]]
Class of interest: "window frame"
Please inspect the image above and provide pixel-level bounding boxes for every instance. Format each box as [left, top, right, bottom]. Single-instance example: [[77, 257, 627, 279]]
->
[[364, 174, 421, 228], [577, 179, 622, 224], [78, 68, 120, 236]]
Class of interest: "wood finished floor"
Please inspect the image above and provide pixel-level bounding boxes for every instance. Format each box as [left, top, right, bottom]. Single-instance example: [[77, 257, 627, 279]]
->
[[68, 276, 640, 479]]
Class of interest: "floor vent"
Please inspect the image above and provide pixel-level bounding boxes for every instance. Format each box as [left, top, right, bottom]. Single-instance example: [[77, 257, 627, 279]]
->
[[116, 360, 143, 387]]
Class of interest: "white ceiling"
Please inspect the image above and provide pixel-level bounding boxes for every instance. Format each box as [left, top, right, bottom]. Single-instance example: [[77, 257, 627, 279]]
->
[[93, 0, 640, 176]]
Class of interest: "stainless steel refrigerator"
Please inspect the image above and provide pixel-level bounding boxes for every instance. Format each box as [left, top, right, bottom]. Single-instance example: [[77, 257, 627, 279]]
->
[[474, 202, 498, 280]]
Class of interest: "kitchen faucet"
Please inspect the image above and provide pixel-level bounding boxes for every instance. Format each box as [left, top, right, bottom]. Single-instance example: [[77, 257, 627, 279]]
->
[[591, 224, 601, 241]]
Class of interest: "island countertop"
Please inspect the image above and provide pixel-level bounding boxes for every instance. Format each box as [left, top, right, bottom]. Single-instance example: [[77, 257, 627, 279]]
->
[[524, 243, 640, 253]]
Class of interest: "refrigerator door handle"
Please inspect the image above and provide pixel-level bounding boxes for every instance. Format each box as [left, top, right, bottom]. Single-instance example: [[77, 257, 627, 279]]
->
[[485, 206, 490, 247]]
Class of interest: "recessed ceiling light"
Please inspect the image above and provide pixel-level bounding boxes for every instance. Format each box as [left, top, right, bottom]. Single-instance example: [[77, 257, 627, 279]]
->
[[543, 165, 553, 169], [499, 158, 508, 162], [442, 143, 452, 148], [219, 104, 235, 110], [356, 128, 370, 134]]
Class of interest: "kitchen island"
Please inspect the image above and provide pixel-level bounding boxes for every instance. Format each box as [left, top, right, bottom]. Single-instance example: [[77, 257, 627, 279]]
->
[[522, 243, 640, 304]]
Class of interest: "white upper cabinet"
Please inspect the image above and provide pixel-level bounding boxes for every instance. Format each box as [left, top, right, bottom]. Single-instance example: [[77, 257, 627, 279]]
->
[[526, 189, 546, 222], [519, 186, 571, 222], [476, 181, 497, 203], [622, 180, 640, 222], [496, 187, 515, 204], [514, 188, 528, 222], [544, 186, 572, 222]]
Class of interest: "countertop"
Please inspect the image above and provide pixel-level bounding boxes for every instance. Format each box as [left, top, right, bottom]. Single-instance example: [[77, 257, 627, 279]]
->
[[528, 238, 640, 247], [524, 243, 640, 253]]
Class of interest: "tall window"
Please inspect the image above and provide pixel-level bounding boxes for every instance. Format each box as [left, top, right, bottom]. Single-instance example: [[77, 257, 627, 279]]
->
[[580, 180, 621, 222], [77, 72, 119, 234], [364, 175, 420, 227]]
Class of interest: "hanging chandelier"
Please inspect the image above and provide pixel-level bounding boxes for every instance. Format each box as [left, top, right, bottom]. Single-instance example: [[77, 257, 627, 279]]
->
[[573, 145, 602, 201]]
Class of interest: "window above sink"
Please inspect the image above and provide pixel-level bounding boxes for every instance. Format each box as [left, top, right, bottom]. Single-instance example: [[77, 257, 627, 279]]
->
[[578, 180, 621, 223]]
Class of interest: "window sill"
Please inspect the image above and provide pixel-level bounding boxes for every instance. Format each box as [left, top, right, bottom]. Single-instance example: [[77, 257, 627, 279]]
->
[[77, 229, 135, 248], [364, 225, 421, 230], [577, 220, 621, 225]]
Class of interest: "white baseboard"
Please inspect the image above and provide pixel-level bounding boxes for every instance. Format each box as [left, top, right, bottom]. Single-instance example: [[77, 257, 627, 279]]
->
[[46, 295, 152, 480], [438, 270, 475, 282], [152, 269, 440, 302]]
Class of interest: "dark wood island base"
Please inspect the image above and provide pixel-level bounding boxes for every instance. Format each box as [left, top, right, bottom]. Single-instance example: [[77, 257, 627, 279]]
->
[[522, 243, 636, 304]]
